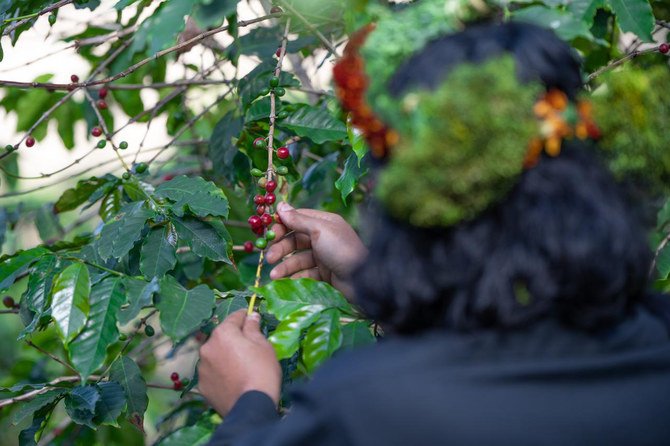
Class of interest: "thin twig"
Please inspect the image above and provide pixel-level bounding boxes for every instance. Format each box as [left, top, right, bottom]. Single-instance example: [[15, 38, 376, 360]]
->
[[587, 47, 660, 82], [2, 0, 74, 37], [276, 0, 340, 57], [26, 341, 78, 374], [0, 14, 281, 91]]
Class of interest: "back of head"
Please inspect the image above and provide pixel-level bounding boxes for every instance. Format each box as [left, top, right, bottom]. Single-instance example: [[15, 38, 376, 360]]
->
[[351, 22, 652, 334]]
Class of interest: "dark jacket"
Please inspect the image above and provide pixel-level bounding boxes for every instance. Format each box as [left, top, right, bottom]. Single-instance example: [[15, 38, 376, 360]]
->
[[208, 295, 670, 445]]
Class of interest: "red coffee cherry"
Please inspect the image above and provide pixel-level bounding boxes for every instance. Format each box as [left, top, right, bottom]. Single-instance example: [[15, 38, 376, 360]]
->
[[3, 296, 15, 308], [266, 180, 277, 192], [99, 87, 109, 99], [248, 215, 262, 229], [254, 194, 266, 205], [277, 146, 290, 159], [97, 100, 108, 110], [660, 43, 670, 54], [25, 136, 35, 147], [91, 127, 102, 137], [170, 372, 179, 382], [260, 213, 273, 227], [173, 380, 183, 391], [265, 193, 276, 205], [256, 205, 266, 215], [70, 74, 79, 83], [244, 241, 254, 253]]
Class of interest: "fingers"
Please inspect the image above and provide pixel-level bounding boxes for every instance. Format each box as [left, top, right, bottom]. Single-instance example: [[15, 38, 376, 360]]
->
[[270, 250, 317, 279], [266, 232, 311, 264], [276, 202, 324, 236], [291, 268, 321, 280], [221, 309, 247, 330], [242, 312, 266, 341]]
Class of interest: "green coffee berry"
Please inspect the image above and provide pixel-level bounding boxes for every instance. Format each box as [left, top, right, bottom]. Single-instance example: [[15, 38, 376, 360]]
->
[[119, 141, 129, 150], [276, 166, 289, 175], [251, 168, 264, 177], [97, 140, 107, 149], [255, 237, 268, 249], [269, 76, 280, 88], [144, 325, 155, 336], [135, 162, 148, 174]]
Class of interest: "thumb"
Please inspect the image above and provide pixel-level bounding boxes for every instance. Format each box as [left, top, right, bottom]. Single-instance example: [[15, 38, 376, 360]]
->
[[277, 202, 320, 236], [243, 312, 265, 341]]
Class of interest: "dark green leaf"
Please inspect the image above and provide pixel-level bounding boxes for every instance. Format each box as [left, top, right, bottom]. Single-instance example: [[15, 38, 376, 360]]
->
[[50, 263, 91, 344], [94, 381, 126, 426], [69, 278, 126, 379], [245, 97, 271, 122], [340, 321, 376, 351], [18, 255, 61, 340], [140, 224, 177, 279], [301, 309, 343, 372], [657, 244, 670, 279], [55, 176, 111, 213], [173, 217, 231, 264], [35, 203, 63, 243], [335, 153, 368, 203], [0, 247, 49, 292], [64, 385, 100, 429], [97, 202, 154, 261], [215, 295, 248, 321], [279, 105, 348, 144], [118, 277, 159, 325], [157, 275, 215, 342], [209, 112, 244, 181], [607, 0, 654, 41], [12, 389, 67, 425], [109, 356, 147, 432], [155, 175, 229, 218], [18, 393, 63, 446]]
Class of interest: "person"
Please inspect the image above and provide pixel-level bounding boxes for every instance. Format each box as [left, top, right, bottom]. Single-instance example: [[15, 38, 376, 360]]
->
[[197, 13, 670, 446]]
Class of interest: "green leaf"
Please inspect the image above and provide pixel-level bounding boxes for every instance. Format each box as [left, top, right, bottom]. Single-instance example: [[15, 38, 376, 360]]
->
[[99, 187, 122, 222], [51, 263, 91, 344], [279, 105, 348, 144], [140, 224, 178, 279], [255, 278, 351, 320], [245, 97, 271, 122], [173, 217, 231, 264], [35, 203, 63, 242], [18, 255, 61, 340], [157, 275, 215, 342], [607, 0, 654, 41], [122, 177, 154, 201], [118, 277, 159, 325], [511, 6, 595, 41], [94, 381, 126, 426], [64, 385, 100, 429], [657, 244, 670, 279], [215, 295, 248, 321], [0, 247, 49, 292], [192, 0, 236, 28], [109, 356, 148, 432], [335, 153, 368, 203], [157, 421, 214, 446], [341, 321, 376, 351], [209, 112, 244, 181], [269, 304, 325, 359], [69, 278, 126, 379], [301, 309, 343, 373], [55, 176, 111, 213], [155, 175, 229, 218], [18, 392, 63, 446], [12, 388, 67, 425], [131, 0, 197, 54], [97, 202, 154, 261]]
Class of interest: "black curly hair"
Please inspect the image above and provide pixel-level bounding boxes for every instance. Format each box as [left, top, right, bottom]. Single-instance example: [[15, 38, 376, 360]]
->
[[352, 22, 653, 334]]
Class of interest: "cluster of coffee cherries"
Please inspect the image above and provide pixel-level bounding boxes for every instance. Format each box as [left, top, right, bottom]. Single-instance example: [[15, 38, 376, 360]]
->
[[3, 296, 19, 310], [90, 125, 129, 152], [246, 174, 281, 251], [252, 135, 291, 161], [169, 372, 189, 391]]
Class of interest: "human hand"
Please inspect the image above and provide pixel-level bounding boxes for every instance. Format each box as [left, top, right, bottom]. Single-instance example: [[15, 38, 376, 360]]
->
[[266, 202, 368, 301], [198, 310, 281, 417]]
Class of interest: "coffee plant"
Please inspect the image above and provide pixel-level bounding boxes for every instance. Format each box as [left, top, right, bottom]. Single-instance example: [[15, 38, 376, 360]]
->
[[0, 0, 668, 444]]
